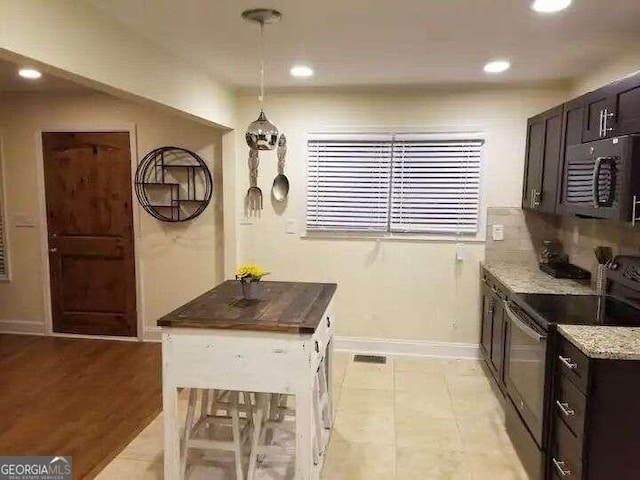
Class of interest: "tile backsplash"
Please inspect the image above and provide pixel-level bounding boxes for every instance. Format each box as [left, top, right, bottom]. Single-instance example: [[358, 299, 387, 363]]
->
[[558, 216, 640, 274], [485, 207, 640, 277], [485, 207, 560, 265]]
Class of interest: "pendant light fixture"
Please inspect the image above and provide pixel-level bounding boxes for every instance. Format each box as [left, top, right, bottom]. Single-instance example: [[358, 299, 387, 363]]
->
[[242, 8, 282, 151]]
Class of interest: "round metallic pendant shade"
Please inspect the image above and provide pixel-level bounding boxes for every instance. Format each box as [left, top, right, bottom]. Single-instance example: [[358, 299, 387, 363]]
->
[[245, 110, 279, 150], [242, 8, 282, 152]]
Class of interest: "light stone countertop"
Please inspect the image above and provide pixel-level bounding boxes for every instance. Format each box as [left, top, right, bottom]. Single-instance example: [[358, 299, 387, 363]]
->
[[482, 261, 594, 295], [558, 325, 640, 361]]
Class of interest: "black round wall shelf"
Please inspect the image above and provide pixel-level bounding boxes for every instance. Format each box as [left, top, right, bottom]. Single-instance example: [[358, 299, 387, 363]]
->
[[135, 146, 213, 222]]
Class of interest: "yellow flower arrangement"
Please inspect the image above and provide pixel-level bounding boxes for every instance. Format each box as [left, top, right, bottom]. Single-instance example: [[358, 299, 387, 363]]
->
[[236, 263, 269, 283]]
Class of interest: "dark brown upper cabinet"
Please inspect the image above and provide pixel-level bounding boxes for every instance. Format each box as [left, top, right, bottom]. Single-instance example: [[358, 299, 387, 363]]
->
[[569, 71, 640, 144], [581, 88, 615, 142], [609, 72, 640, 137], [522, 105, 564, 214]]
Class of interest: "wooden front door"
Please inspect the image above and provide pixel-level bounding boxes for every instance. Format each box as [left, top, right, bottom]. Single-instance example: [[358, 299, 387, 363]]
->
[[42, 132, 137, 336]]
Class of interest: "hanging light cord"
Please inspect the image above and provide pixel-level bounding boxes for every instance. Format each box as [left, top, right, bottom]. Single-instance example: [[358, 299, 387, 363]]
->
[[259, 21, 265, 105]]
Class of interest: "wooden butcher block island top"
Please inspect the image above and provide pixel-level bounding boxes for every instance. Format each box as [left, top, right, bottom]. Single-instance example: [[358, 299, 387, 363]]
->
[[157, 280, 337, 334]]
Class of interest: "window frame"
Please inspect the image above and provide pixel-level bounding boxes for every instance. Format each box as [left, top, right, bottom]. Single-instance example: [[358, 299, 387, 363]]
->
[[303, 128, 487, 243]]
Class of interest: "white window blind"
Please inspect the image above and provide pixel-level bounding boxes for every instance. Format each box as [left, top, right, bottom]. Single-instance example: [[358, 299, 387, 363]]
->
[[306, 132, 484, 235], [307, 134, 392, 232], [390, 134, 483, 234]]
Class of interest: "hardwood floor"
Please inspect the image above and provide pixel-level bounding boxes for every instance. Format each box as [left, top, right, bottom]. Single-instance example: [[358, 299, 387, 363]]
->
[[0, 334, 161, 479]]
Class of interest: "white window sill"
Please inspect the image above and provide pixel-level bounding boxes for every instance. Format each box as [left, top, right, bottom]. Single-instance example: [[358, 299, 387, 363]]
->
[[300, 231, 486, 244]]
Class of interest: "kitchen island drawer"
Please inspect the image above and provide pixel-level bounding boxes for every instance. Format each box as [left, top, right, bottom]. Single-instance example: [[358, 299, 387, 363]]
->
[[551, 413, 583, 479], [554, 373, 587, 439], [557, 337, 590, 393]]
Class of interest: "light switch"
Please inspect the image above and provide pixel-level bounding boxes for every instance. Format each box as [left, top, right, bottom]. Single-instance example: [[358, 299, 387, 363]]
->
[[573, 224, 580, 245], [286, 219, 297, 234], [492, 224, 504, 241], [456, 243, 466, 261], [13, 214, 37, 228]]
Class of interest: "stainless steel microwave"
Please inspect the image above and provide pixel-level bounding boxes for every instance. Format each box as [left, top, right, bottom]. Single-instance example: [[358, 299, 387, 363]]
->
[[561, 135, 640, 223]]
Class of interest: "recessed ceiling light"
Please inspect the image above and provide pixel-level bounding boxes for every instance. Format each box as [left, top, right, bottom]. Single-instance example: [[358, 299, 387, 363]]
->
[[484, 60, 511, 74], [290, 65, 314, 78], [18, 68, 42, 80], [531, 0, 572, 13]]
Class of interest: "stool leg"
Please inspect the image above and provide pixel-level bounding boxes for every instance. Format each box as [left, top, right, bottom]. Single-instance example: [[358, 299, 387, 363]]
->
[[248, 393, 267, 480], [230, 392, 245, 480], [200, 389, 211, 428]]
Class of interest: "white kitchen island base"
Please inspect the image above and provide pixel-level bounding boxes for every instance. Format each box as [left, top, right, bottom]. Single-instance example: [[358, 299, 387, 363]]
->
[[161, 310, 334, 480]]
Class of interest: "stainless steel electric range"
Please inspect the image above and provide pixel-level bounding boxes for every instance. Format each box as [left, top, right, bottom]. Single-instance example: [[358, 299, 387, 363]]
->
[[501, 256, 640, 479]]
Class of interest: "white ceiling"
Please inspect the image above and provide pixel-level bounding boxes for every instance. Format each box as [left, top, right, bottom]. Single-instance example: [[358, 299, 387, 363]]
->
[[0, 58, 86, 92], [89, 0, 640, 89]]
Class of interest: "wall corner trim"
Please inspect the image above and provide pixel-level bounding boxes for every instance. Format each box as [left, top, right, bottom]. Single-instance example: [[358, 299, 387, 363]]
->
[[334, 336, 481, 359]]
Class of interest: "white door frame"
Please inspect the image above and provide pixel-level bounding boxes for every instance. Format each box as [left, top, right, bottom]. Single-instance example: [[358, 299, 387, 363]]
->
[[35, 125, 145, 341]]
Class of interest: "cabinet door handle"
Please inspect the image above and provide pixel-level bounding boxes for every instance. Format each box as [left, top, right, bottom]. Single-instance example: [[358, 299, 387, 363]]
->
[[558, 355, 578, 370], [604, 108, 614, 134], [599, 109, 605, 138], [556, 400, 576, 417], [552, 458, 572, 477]]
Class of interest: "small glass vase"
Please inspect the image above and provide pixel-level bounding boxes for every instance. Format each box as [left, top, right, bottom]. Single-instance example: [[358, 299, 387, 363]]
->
[[241, 280, 263, 300]]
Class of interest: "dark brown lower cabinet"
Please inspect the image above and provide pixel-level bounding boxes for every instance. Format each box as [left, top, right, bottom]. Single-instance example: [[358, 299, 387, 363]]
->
[[551, 335, 640, 479], [480, 269, 508, 390]]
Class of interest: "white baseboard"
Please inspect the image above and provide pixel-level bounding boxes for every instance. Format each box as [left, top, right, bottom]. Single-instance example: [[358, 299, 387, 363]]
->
[[141, 328, 480, 359], [333, 336, 481, 360], [143, 326, 161, 342], [0, 319, 47, 335]]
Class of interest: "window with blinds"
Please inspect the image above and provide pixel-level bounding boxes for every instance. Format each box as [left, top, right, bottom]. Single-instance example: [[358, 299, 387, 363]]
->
[[306, 132, 484, 235], [390, 134, 483, 234], [307, 134, 393, 232]]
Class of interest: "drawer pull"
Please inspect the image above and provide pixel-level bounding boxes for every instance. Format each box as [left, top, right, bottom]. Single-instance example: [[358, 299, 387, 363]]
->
[[326, 316, 331, 327], [559, 355, 578, 370], [315, 341, 320, 353], [552, 458, 572, 477], [556, 401, 576, 417]]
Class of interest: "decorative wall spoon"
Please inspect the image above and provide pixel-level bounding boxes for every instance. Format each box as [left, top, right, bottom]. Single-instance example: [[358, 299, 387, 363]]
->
[[272, 134, 290, 202]]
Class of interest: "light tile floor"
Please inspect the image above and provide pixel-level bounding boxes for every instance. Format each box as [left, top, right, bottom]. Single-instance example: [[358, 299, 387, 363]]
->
[[96, 353, 528, 479]]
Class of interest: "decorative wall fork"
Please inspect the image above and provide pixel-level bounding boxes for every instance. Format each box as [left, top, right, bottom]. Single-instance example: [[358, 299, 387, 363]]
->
[[247, 149, 263, 215]]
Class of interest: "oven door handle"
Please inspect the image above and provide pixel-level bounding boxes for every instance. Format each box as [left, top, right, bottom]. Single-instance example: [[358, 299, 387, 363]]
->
[[504, 301, 547, 342]]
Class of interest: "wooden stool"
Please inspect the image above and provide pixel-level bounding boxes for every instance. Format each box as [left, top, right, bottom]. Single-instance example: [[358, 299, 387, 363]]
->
[[247, 355, 333, 480], [182, 389, 253, 479]]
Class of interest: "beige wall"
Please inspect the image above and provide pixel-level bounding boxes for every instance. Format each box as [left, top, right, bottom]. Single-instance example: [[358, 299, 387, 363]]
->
[[571, 52, 640, 97], [0, 0, 236, 129], [0, 91, 224, 336], [234, 87, 569, 344]]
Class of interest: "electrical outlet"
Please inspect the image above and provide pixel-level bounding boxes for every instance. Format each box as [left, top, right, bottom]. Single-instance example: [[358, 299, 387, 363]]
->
[[286, 219, 297, 234], [492, 224, 504, 241]]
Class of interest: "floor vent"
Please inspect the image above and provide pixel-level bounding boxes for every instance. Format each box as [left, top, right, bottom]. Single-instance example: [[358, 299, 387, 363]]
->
[[353, 354, 387, 364]]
